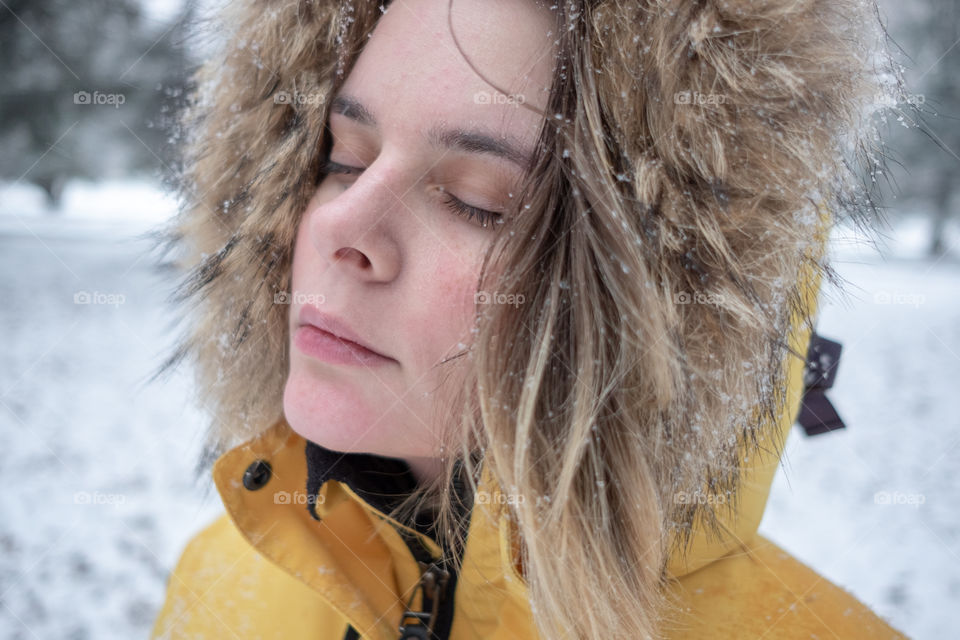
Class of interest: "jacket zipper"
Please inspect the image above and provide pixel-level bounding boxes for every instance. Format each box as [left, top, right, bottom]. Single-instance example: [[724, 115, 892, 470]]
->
[[393, 463, 471, 639], [395, 516, 460, 640], [397, 558, 452, 639], [339, 526, 457, 640]]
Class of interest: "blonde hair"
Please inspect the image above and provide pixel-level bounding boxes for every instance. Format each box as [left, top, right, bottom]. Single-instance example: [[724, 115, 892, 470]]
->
[[153, 0, 899, 637]]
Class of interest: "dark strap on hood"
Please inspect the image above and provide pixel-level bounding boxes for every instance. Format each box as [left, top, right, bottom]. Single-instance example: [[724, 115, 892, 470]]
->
[[798, 332, 847, 436]]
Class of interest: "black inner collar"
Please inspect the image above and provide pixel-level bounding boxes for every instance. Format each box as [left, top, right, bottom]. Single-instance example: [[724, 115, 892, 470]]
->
[[304, 439, 469, 548]]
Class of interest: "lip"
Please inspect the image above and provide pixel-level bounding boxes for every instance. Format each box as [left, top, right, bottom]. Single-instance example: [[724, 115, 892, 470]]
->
[[294, 305, 393, 366]]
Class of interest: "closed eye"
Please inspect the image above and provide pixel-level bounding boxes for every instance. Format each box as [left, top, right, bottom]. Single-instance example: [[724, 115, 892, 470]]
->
[[318, 157, 503, 229]]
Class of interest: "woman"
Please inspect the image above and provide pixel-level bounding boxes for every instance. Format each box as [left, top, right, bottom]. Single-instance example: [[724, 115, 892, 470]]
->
[[150, 0, 908, 637]]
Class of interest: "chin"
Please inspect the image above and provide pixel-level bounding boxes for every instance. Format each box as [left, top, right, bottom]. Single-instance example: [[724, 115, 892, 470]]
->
[[282, 363, 432, 458], [282, 367, 379, 453]]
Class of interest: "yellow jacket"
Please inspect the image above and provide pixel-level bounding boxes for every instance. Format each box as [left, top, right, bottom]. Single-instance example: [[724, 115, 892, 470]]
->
[[150, 262, 908, 639]]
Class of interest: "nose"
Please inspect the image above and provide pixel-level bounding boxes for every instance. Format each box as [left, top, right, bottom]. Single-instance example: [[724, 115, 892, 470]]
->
[[306, 166, 403, 283]]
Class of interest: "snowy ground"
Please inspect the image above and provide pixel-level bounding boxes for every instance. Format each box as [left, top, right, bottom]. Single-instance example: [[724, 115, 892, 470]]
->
[[0, 180, 957, 638], [0, 181, 222, 639]]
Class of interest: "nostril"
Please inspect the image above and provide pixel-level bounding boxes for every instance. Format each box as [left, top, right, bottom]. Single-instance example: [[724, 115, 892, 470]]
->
[[334, 247, 370, 268]]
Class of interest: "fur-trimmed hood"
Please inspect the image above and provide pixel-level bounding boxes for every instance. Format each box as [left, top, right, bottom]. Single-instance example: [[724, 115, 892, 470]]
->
[[150, 0, 891, 580]]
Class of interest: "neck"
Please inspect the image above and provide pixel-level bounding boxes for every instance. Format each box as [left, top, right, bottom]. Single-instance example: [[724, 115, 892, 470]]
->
[[405, 455, 445, 486]]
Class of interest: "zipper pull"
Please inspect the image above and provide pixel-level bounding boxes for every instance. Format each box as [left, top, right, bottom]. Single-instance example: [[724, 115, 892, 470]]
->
[[397, 560, 450, 639]]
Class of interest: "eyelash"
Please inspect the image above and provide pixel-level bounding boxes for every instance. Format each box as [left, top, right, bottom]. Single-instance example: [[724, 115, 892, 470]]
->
[[318, 158, 503, 228]]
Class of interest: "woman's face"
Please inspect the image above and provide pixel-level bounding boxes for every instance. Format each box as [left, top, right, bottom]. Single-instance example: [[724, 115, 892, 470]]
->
[[283, 0, 556, 481]]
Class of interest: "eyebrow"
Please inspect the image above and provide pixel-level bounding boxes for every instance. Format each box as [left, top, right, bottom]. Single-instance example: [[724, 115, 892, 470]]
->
[[329, 93, 532, 171]]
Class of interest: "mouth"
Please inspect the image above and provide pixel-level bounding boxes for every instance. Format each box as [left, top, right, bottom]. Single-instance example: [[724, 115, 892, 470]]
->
[[294, 304, 394, 366]]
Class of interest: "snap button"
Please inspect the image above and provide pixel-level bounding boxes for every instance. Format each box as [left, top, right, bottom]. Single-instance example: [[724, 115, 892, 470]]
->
[[242, 459, 272, 490]]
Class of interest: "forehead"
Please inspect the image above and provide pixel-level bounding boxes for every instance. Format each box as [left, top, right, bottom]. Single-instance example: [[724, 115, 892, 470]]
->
[[336, 0, 557, 139]]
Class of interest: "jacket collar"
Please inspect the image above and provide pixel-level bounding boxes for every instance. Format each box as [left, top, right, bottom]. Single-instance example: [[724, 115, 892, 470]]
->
[[212, 417, 540, 638]]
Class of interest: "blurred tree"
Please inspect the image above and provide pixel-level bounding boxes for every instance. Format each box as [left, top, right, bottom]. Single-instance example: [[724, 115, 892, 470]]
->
[[920, 0, 960, 256], [879, 0, 960, 256], [0, 0, 194, 209]]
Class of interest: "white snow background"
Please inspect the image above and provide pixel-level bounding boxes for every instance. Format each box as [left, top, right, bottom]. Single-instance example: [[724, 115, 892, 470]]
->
[[0, 179, 957, 638]]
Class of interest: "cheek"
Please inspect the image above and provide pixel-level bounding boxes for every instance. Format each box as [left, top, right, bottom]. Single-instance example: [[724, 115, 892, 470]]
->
[[289, 212, 312, 292], [436, 268, 478, 324], [410, 252, 482, 360], [289, 184, 335, 285]]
